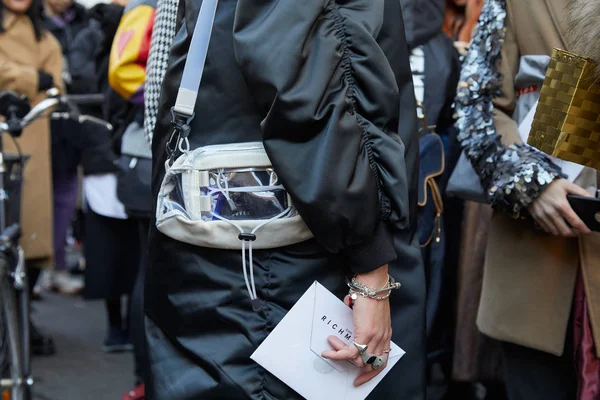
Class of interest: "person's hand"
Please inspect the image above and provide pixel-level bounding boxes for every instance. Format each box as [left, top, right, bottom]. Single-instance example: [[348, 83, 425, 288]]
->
[[321, 265, 392, 387], [454, 41, 470, 56], [37, 70, 54, 92], [529, 179, 592, 237]]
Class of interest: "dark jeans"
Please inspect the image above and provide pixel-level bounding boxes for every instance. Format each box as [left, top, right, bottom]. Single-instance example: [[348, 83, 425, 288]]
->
[[503, 336, 576, 400], [130, 218, 150, 383], [52, 172, 79, 270]]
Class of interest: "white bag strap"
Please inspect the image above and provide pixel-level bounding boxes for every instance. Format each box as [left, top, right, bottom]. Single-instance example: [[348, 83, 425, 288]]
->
[[173, 0, 219, 117], [167, 0, 218, 161]]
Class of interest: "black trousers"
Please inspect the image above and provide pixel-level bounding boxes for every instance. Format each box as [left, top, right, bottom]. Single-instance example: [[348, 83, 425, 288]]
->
[[502, 334, 577, 400], [130, 218, 150, 383]]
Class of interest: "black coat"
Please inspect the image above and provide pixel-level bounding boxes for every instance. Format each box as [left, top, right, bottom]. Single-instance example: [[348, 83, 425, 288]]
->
[[43, 2, 89, 92], [400, 0, 461, 370], [43, 3, 90, 177], [146, 0, 426, 399], [400, 0, 460, 132], [68, 4, 130, 176]]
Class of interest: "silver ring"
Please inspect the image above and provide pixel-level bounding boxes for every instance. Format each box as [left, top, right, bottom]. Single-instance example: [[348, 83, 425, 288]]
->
[[353, 341, 386, 368], [371, 356, 386, 370], [353, 342, 368, 355], [359, 351, 379, 366]]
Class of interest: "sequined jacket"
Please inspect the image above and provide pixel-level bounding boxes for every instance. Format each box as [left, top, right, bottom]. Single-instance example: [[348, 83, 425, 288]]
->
[[467, 0, 600, 358], [455, 0, 564, 216]]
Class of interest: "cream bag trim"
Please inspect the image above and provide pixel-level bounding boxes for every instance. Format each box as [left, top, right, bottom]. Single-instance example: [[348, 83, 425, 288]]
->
[[157, 210, 313, 250], [156, 141, 314, 250]]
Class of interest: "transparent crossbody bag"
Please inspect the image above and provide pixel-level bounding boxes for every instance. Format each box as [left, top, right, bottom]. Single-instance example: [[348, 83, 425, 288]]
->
[[156, 142, 313, 250], [155, 0, 313, 253]]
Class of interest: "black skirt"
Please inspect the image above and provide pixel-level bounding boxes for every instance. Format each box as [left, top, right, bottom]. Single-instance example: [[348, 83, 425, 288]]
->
[[145, 228, 426, 399], [83, 210, 140, 299]]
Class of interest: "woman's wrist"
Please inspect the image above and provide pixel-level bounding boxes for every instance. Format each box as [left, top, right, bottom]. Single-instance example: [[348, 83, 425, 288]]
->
[[355, 264, 389, 288], [345, 265, 401, 306]]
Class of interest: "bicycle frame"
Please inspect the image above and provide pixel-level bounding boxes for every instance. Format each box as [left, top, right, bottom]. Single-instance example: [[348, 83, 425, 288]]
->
[[0, 122, 29, 400], [0, 89, 109, 400], [0, 247, 28, 400]]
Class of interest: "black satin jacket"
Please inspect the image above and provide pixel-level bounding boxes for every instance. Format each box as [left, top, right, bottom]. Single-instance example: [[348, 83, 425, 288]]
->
[[151, 0, 420, 270], [147, 0, 425, 398]]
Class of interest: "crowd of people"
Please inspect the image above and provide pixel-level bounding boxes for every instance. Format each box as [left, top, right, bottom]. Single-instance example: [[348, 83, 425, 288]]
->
[[0, 0, 155, 391], [0, 0, 599, 399]]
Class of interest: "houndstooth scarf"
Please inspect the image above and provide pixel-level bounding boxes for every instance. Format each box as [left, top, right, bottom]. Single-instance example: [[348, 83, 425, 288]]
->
[[144, 0, 179, 144]]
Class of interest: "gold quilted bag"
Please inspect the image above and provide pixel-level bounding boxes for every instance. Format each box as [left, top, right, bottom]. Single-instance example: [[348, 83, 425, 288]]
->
[[528, 48, 600, 169]]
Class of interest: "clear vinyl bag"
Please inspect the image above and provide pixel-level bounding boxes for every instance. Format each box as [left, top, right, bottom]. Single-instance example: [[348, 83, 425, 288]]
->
[[156, 142, 313, 250], [156, 0, 312, 254]]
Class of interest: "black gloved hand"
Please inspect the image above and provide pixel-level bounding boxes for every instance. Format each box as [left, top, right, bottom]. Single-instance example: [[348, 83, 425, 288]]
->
[[37, 70, 54, 91]]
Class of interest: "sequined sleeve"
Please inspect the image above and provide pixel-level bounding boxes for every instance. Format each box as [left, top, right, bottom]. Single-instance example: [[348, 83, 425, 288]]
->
[[455, 0, 565, 216]]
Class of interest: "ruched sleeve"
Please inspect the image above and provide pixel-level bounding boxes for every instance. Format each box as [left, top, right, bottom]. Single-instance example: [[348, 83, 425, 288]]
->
[[233, 0, 411, 273]]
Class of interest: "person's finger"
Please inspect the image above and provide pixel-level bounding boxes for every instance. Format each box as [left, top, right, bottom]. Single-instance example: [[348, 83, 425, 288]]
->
[[536, 217, 553, 235], [326, 336, 347, 351], [353, 328, 391, 383], [538, 208, 559, 235], [321, 346, 356, 361], [354, 357, 387, 387], [369, 328, 392, 362], [327, 336, 363, 367], [343, 295, 352, 308], [321, 337, 360, 362], [547, 208, 577, 237], [559, 201, 592, 235], [564, 183, 593, 198], [530, 204, 551, 234]]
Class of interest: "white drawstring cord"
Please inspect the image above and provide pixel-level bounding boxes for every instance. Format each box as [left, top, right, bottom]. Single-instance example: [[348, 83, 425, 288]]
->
[[205, 169, 292, 310], [241, 240, 255, 301], [215, 169, 233, 207], [210, 206, 292, 310], [248, 240, 256, 300]]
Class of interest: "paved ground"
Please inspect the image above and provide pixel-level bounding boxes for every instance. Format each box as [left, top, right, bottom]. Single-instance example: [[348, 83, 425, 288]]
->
[[27, 291, 491, 400], [31, 292, 134, 400], [25, 244, 487, 400]]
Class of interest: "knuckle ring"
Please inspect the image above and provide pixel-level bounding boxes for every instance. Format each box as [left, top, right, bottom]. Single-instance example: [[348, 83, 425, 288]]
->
[[371, 356, 386, 370], [353, 341, 368, 355], [353, 341, 387, 368]]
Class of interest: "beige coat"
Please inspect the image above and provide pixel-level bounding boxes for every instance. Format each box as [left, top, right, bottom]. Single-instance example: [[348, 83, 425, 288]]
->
[[0, 12, 63, 266], [476, 0, 600, 358]]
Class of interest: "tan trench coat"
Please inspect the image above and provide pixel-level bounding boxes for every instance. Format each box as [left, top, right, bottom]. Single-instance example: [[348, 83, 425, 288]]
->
[[476, 0, 600, 357], [0, 12, 63, 266]]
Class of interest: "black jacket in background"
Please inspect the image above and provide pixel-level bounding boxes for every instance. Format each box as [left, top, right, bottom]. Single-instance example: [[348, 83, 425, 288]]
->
[[68, 3, 130, 176], [43, 2, 88, 91], [400, 0, 446, 49], [400, 0, 460, 133], [42, 3, 88, 49], [43, 3, 89, 177]]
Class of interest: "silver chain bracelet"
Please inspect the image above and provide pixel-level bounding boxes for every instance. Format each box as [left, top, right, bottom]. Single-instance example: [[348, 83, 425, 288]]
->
[[346, 274, 401, 301]]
